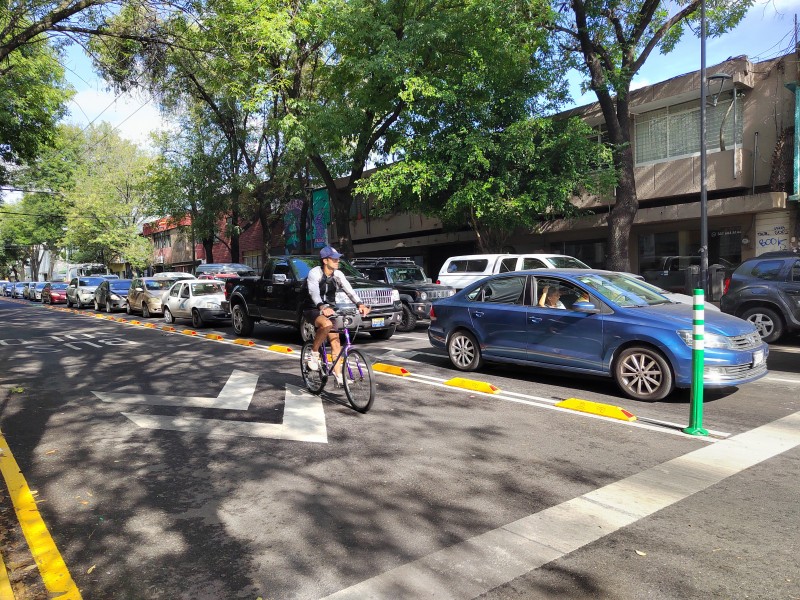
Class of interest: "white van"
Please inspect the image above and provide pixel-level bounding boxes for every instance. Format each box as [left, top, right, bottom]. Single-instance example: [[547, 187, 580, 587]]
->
[[436, 253, 590, 290]]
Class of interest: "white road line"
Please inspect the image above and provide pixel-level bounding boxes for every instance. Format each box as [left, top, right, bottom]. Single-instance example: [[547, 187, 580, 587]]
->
[[374, 371, 723, 441], [763, 375, 800, 384], [321, 410, 800, 600]]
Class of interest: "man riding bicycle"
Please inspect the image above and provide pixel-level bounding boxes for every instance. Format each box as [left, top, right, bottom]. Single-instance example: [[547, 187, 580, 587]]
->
[[304, 246, 370, 384]]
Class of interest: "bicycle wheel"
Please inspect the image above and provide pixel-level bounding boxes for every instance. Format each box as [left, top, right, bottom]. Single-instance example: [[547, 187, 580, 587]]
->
[[342, 349, 375, 413], [301, 343, 326, 394]]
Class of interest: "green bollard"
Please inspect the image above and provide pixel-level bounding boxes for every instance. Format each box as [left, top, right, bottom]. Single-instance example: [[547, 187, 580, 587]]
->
[[684, 288, 709, 436]]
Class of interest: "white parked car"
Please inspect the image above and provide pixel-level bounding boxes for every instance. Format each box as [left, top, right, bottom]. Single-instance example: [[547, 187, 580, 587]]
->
[[162, 280, 230, 328], [436, 253, 591, 290]]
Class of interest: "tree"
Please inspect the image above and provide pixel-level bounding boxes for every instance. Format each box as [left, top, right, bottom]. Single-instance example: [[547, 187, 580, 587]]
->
[[0, 37, 72, 185], [551, 0, 751, 271], [360, 117, 613, 252], [64, 124, 155, 271]]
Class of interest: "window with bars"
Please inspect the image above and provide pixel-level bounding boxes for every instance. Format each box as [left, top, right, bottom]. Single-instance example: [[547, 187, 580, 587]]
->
[[634, 91, 743, 166]]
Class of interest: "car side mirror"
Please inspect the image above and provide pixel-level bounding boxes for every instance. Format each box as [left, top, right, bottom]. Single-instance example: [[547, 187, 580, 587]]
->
[[272, 273, 288, 284], [572, 301, 601, 314]]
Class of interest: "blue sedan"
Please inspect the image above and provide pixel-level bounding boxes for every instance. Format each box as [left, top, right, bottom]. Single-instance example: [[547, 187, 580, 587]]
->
[[428, 270, 768, 401]]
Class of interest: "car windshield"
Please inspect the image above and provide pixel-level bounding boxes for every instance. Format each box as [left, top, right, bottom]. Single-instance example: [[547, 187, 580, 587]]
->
[[290, 257, 361, 278], [198, 264, 256, 276], [145, 279, 175, 290], [50, 283, 68, 290], [35, 283, 47, 289], [110, 280, 132, 291], [386, 267, 426, 283], [576, 273, 671, 307], [191, 282, 224, 295], [79, 277, 104, 286], [547, 256, 591, 268]]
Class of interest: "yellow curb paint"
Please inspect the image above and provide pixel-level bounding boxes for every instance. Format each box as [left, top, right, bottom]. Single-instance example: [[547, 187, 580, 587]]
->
[[267, 345, 294, 353], [181, 329, 197, 336], [234, 339, 256, 346], [373, 363, 411, 376], [0, 552, 14, 600], [205, 334, 224, 341], [443, 377, 500, 394], [555, 398, 637, 421], [0, 433, 82, 600]]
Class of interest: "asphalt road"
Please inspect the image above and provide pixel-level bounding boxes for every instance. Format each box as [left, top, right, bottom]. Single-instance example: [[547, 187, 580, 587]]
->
[[1, 297, 799, 599]]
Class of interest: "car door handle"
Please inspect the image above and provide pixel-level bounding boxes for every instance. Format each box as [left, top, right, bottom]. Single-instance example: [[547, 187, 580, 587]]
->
[[528, 316, 542, 323], [471, 311, 484, 318]]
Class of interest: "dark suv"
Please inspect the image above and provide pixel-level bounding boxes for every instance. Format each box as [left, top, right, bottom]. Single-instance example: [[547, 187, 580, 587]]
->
[[720, 251, 800, 343], [351, 257, 455, 331]]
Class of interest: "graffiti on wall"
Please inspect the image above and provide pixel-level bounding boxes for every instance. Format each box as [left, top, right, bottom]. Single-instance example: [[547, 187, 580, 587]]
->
[[756, 224, 789, 252]]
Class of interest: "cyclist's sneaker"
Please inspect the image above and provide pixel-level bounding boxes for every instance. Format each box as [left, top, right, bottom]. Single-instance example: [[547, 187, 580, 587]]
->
[[306, 351, 320, 371], [333, 372, 343, 386]]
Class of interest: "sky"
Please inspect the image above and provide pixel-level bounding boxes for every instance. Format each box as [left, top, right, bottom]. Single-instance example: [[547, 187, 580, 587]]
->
[[54, 0, 800, 148]]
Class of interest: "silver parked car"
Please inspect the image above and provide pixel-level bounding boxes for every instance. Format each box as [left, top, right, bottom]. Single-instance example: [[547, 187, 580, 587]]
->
[[162, 280, 229, 328], [66, 276, 106, 308]]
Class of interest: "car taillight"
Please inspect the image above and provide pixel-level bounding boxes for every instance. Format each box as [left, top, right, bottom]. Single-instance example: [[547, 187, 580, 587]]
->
[[429, 306, 436, 321], [436, 279, 440, 284], [723, 277, 731, 296]]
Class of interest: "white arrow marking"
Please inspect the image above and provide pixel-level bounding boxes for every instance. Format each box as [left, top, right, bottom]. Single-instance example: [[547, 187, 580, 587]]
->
[[121, 384, 328, 443], [92, 369, 259, 410]]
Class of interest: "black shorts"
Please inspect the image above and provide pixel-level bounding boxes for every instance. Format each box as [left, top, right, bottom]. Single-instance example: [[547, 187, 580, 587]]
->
[[303, 308, 340, 331]]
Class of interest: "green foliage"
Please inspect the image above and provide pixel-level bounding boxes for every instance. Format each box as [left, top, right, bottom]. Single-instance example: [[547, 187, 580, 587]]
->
[[63, 124, 155, 270], [0, 38, 73, 184]]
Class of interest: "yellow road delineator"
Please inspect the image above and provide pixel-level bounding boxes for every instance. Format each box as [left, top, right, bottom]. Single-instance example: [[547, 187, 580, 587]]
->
[[444, 377, 500, 394], [182, 329, 198, 336], [234, 339, 256, 346], [206, 334, 224, 341], [0, 432, 82, 599], [161, 326, 176, 332], [127, 319, 140, 324], [373, 363, 410, 376], [142, 323, 157, 328], [267, 344, 294, 353], [94, 313, 107, 318], [555, 397, 637, 421]]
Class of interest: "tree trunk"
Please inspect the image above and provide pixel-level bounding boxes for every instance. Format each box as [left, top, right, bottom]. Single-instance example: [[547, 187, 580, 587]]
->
[[328, 186, 355, 257], [606, 142, 637, 272], [203, 238, 214, 263]]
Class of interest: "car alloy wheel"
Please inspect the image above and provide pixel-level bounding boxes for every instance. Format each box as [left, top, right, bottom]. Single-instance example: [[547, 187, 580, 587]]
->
[[614, 346, 674, 401], [447, 330, 483, 371], [741, 306, 783, 343]]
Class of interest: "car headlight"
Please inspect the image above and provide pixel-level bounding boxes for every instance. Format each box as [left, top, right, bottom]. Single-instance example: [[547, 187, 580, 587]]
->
[[418, 291, 428, 301], [391, 289, 400, 303], [677, 330, 732, 349], [204, 302, 221, 310]]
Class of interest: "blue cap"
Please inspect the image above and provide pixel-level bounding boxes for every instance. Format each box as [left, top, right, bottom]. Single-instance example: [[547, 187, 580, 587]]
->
[[320, 246, 342, 259]]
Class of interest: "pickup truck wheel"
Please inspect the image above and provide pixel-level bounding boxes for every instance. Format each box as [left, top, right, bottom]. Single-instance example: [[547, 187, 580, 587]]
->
[[369, 326, 396, 340], [299, 314, 316, 343], [397, 305, 417, 332], [741, 306, 783, 343], [232, 304, 254, 336]]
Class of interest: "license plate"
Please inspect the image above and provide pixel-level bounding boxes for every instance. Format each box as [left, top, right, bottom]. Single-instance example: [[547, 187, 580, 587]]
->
[[371, 317, 385, 328], [752, 349, 764, 367]]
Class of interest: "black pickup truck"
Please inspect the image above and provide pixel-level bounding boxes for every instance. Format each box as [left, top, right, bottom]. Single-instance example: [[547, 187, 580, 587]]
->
[[222, 255, 403, 342], [350, 257, 456, 331]]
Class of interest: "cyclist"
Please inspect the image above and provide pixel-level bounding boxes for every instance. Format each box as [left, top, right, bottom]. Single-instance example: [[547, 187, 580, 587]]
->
[[304, 246, 370, 384]]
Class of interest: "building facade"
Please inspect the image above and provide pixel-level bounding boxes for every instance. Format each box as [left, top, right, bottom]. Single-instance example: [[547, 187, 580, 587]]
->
[[343, 53, 799, 279]]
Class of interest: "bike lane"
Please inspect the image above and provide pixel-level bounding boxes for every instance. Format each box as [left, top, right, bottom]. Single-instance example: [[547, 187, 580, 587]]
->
[[1, 299, 797, 598]]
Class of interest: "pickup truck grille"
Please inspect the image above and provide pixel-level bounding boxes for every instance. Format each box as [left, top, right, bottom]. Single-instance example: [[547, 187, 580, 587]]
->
[[427, 289, 454, 300], [359, 289, 394, 306]]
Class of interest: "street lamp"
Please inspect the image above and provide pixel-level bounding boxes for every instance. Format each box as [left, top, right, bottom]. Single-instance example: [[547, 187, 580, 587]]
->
[[699, 0, 709, 295]]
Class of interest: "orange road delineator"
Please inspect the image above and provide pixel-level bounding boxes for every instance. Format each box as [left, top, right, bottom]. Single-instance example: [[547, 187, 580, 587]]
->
[[142, 323, 157, 328], [206, 334, 224, 341], [267, 344, 294, 353], [234, 339, 256, 346], [182, 329, 198, 336], [161, 326, 176, 332], [373, 363, 410, 376], [555, 397, 637, 421], [444, 377, 500, 394]]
